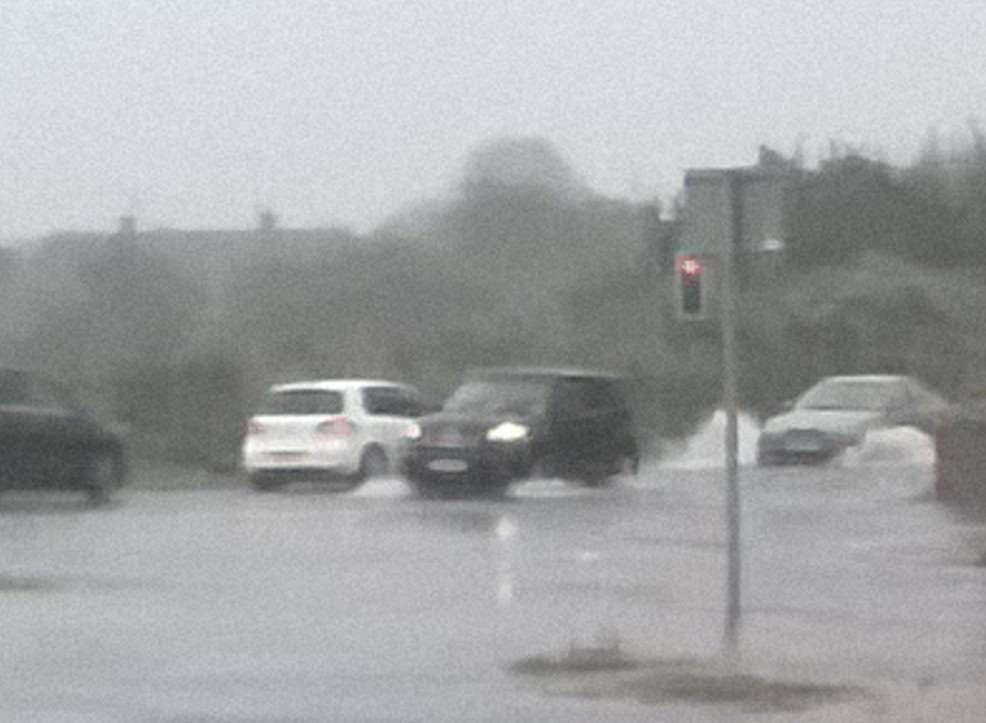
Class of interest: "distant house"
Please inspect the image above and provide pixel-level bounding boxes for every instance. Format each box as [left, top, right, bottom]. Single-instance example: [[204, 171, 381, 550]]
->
[[32, 214, 361, 304], [678, 148, 795, 261]]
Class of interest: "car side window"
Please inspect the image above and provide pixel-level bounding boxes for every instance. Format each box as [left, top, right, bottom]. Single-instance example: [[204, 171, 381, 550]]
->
[[363, 387, 420, 417], [913, 381, 943, 406], [261, 390, 343, 415], [588, 380, 621, 413], [910, 379, 942, 408], [883, 382, 904, 411], [909, 380, 931, 409], [396, 388, 424, 418], [363, 387, 392, 415], [30, 379, 75, 413], [552, 378, 596, 418]]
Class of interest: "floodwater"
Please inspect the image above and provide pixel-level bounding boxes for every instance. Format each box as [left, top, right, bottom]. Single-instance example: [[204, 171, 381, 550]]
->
[[0, 418, 984, 722], [657, 410, 763, 469], [657, 410, 937, 470]]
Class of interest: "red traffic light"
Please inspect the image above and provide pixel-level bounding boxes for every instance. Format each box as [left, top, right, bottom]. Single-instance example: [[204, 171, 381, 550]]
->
[[673, 253, 708, 318], [678, 256, 703, 276]]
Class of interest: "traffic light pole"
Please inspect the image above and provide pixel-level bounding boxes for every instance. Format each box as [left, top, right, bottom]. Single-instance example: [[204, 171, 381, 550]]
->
[[722, 170, 743, 657]]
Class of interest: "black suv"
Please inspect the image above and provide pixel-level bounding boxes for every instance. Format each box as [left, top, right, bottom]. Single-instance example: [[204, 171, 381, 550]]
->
[[404, 368, 639, 497], [0, 369, 126, 505]]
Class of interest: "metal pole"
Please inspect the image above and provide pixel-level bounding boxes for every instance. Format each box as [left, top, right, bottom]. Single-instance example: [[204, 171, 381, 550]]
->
[[722, 170, 742, 656]]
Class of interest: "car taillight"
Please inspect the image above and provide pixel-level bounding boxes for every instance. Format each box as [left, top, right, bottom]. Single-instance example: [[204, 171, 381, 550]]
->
[[244, 419, 264, 437], [317, 416, 355, 437]]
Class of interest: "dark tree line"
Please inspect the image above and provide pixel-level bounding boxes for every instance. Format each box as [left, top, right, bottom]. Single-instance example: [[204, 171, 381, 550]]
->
[[1, 131, 984, 473]]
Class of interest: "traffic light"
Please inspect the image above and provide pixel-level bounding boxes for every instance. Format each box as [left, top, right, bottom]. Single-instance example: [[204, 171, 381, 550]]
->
[[675, 253, 706, 319]]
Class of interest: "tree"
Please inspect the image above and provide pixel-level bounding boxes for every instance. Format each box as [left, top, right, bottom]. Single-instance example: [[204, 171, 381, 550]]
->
[[461, 136, 584, 199], [786, 152, 964, 267]]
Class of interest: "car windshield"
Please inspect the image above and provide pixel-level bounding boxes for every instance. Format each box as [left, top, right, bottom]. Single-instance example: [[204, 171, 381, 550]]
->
[[443, 379, 550, 417], [259, 389, 343, 415], [797, 380, 900, 412]]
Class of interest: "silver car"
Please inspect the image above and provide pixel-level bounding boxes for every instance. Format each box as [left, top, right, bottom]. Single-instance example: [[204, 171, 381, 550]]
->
[[756, 375, 948, 466]]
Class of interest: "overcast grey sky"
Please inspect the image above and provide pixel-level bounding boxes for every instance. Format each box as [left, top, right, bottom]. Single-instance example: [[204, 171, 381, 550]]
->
[[2, 0, 984, 238]]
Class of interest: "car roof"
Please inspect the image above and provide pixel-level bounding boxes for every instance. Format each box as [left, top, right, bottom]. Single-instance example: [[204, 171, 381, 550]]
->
[[269, 379, 408, 393], [466, 366, 622, 381], [816, 375, 909, 385]]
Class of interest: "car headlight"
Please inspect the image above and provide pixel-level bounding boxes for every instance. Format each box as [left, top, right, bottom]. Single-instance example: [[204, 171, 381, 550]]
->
[[402, 422, 422, 441], [486, 421, 529, 443]]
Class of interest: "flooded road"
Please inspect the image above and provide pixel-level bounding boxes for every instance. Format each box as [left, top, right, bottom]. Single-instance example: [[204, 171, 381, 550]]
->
[[1, 451, 984, 721]]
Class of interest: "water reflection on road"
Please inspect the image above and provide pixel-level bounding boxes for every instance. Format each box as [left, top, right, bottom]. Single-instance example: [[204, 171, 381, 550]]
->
[[0, 451, 984, 721]]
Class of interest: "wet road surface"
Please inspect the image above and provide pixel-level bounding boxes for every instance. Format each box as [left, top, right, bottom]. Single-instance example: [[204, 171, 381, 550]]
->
[[1, 460, 985, 722]]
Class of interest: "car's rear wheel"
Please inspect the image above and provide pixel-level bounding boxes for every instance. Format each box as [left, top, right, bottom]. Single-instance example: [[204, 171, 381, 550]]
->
[[355, 447, 389, 485]]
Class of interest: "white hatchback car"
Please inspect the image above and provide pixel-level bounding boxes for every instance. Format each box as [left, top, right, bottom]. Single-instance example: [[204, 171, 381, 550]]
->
[[241, 379, 426, 491]]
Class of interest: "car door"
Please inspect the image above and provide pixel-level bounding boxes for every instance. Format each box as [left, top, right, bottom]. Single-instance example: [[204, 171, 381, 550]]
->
[[14, 377, 91, 485], [0, 371, 42, 484], [30, 380, 76, 482], [578, 378, 628, 467], [591, 378, 634, 463], [546, 377, 599, 474]]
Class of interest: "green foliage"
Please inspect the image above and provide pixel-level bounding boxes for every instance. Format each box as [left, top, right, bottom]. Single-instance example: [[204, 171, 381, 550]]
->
[[110, 353, 247, 471], [739, 253, 979, 415], [787, 135, 986, 268], [786, 155, 968, 267], [3, 133, 986, 472]]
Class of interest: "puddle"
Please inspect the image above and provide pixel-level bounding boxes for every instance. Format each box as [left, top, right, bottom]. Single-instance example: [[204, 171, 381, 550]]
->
[[511, 651, 866, 713], [0, 574, 148, 594], [0, 575, 59, 593]]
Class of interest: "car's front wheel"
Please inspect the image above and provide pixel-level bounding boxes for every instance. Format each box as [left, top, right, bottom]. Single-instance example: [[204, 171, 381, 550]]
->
[[574, 460, 612, 488], [613, 451, 639, 477], [83, 450, 124, 506], [248, 472, 285, 492]]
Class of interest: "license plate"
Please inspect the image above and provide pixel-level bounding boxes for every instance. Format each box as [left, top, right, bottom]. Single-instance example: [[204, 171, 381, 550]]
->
[[427, 459, 469, 473]]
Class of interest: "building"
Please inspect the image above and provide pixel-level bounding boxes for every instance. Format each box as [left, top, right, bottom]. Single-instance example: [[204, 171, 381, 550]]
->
[[677, 147, 797, 286]]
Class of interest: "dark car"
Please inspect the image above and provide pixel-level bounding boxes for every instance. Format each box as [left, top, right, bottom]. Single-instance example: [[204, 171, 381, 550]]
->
[[403, 367, 639, 497], [757, 374, 948, 466], [0, 369, 126, 504]]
